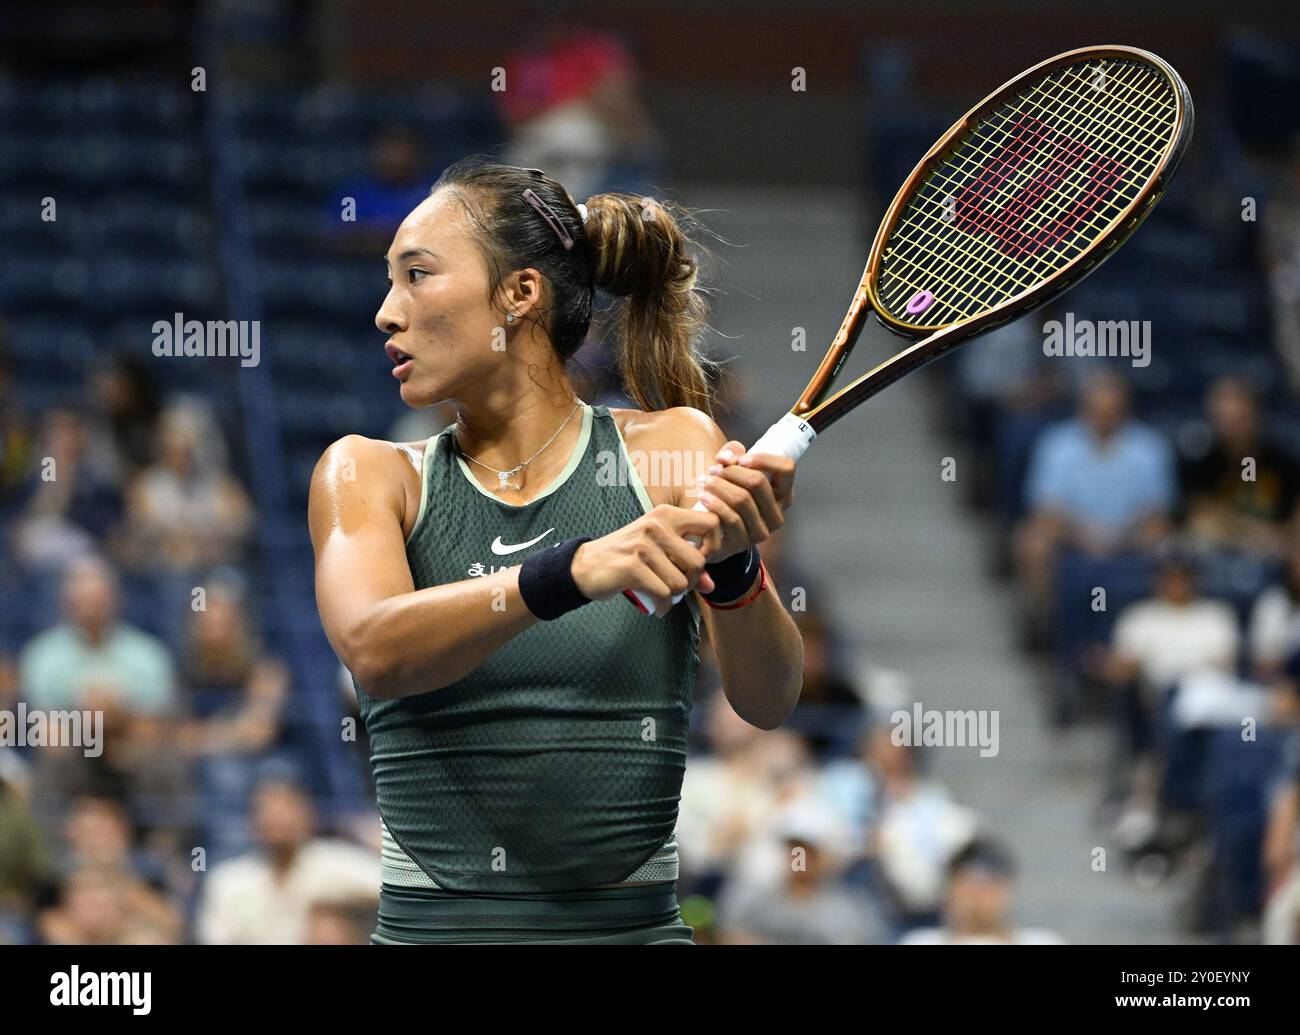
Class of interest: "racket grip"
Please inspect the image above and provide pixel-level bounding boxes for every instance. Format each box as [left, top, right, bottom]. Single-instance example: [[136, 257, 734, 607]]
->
[[623, 413, 817, 616]]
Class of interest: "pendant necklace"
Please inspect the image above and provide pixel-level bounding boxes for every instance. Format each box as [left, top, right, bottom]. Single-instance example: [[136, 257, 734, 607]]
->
[[455, 402, 581, 493]]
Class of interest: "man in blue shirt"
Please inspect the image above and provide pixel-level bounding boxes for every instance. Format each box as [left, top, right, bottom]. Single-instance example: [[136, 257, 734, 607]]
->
[[1016, 371, 1176, 625]]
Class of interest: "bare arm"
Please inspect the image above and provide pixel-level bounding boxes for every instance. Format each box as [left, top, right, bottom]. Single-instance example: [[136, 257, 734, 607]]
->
[[309, 435, 540, 700], [309, 434, 724, 700], [634, 409, 803, 729]]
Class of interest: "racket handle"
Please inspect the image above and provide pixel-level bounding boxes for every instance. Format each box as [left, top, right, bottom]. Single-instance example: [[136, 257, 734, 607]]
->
[[624, 413, 817, 616]]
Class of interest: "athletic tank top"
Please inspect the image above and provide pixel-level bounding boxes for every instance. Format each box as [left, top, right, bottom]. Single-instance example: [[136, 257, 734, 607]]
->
[[354, 403, 702, 894]]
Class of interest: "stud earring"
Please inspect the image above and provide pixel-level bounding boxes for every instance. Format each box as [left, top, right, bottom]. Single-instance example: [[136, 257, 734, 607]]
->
[[506, 314, 515, 323]]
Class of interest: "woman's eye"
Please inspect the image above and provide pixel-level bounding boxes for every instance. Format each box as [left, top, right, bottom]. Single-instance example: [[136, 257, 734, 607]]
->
[[408, 268, 430, 283]]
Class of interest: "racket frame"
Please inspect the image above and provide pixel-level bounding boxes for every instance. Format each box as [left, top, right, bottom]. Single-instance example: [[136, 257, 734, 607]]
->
[[792, 44, 1194, 433]]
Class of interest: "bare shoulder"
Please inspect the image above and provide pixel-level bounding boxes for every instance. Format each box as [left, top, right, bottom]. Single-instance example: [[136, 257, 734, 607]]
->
[[609, 406, 728, 508], [308, 434, 427, 540], [611, 405, 727, 454]]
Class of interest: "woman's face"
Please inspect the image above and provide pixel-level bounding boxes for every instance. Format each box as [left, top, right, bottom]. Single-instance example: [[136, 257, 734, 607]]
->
[[376, 189, 514, 409]]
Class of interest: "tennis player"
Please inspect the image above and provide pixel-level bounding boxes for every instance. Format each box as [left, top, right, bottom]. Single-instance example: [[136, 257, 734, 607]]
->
[[309, 158, 803, 944]]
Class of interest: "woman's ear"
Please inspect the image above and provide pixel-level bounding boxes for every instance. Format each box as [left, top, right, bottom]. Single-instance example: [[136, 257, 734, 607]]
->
[[504, 267, 545, 321]]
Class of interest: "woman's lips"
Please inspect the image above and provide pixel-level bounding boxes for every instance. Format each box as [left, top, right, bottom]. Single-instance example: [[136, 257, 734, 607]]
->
[[385, 342, 414, 380]]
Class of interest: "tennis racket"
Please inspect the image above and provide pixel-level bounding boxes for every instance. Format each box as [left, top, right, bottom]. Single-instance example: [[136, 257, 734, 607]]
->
[[626, 44, 1194, 615]]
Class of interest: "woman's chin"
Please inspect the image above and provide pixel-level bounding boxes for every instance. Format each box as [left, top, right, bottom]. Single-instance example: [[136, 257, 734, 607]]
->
[[398, 378, 444, 408]]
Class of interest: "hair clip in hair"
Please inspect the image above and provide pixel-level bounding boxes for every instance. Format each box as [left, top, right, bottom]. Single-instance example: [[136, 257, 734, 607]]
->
[[521, 188, 575, 251]]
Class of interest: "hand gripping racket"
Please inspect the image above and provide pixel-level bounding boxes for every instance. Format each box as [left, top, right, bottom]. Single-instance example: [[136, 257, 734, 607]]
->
[[626, 44, 1193, 615]]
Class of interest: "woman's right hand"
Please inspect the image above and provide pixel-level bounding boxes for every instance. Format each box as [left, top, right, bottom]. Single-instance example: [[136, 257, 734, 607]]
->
[[570, 504, 723, 615]]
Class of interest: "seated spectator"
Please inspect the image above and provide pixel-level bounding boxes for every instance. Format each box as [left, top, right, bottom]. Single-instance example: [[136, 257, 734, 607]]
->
[[1100, 550, 1240, 844], [83, 353, 163, 490], [331, 125, 434, 256], [864, 727, 978, 931], [499, 13, 663, 201], [1249, 538, 1300, 681], [18, 556, 185, 826], [19, 555, 176, 717], [120, 401, 253, 578], [677, 694, 813, 895], [195, 774, 378, 944], [1180, 376, 1299, 558], [786, 606, 866, 759], [8, 405, 124, 575], [716, 797, 884, 944], [0, 750, 52, 943], [0, 343, 37, 517], [1015, 371, 1175, 621], [900, 837, 1065, 945], [304, 898, 380, 946], [38, 864, 180, 945], [176, 577, 288, 759]]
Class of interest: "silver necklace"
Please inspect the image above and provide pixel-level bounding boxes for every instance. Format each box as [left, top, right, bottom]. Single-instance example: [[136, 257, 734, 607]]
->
[[455, 402, 581, 493]]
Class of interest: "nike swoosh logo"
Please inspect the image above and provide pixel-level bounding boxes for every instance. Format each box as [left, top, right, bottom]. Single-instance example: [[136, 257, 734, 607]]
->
[[491, 528, 555, 555]]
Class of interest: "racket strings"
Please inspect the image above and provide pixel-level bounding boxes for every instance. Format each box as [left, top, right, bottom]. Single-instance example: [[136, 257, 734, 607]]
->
[[883, 61, 1167, 310], [885, 60, 1170, 318], [886, 60, 1171, 313], [876, 57, 1178, 326]]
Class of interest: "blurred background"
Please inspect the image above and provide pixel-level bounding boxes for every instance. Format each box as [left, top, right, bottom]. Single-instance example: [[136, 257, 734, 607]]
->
[[2, 0, 1300, 945]]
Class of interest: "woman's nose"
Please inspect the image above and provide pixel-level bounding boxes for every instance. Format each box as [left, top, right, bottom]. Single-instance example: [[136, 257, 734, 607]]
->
[[375, 290, 406, 334]]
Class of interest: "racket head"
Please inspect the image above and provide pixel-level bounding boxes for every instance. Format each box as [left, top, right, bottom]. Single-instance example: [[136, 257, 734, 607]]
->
[[864, 45, 1193, 340]]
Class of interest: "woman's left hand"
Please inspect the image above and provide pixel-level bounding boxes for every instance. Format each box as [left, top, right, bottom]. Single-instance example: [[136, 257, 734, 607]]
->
[[692, 439, 796, 562]]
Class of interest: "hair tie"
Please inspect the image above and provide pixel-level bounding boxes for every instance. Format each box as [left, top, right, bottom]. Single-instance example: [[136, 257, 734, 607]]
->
[[521, 188, 575, 251]]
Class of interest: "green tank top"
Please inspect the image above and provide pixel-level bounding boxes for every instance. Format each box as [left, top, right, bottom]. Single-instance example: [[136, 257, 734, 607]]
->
[[355, 403, 701, 894]]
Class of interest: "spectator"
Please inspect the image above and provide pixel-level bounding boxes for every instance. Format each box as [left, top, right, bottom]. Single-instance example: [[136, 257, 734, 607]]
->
[[195, 775, 378, 944], [38, 865, 180, 945], [866, 727, 978, 930], [787, 606, 865, 758], [1180, 376, 1299, 557], [677, 694, 811, 893], [1100, 549, 1240, 845], [176, 578, 288, 760], [0, 751, 52, 943], [83, 353, 163, 489], [499, 8, 663, 200], [900, 837, 1065, 944], [8, 405, 123, 575], [1249, 538, 1300, 681], [332, 125, 433, 255], [0, 342, 37, 516], [120, 401, 253, 578], [19, 555, 175, 717], [716, 797, 884, 944], [18, 556, 185, 826], [1015, 371, 1175, 619]]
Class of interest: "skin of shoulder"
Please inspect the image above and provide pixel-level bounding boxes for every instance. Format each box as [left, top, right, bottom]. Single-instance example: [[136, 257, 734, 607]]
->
[[612, 405, 729, 508], [309, 434, 426, 541]]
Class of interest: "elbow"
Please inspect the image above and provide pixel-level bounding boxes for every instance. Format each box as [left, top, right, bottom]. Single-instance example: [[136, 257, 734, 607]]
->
[[346, 645, 399, 700], [340, 615, 402, 700]]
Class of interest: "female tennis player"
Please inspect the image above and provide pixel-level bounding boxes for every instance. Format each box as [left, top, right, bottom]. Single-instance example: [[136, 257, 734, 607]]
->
[[309, 158, 803, 944]]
